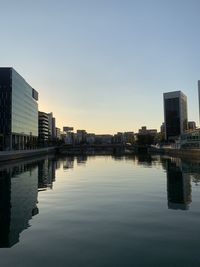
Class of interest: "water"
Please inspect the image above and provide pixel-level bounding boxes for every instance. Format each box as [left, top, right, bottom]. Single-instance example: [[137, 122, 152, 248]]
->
[[0, 154, 200, 267]]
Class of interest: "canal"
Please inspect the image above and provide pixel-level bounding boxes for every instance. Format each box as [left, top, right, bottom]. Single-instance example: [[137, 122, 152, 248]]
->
[[0, 154, 200, 267]]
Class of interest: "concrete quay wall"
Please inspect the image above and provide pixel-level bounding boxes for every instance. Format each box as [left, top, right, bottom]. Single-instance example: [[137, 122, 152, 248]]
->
[[149, 147, 200, 159], [0, 147, 56, 162]]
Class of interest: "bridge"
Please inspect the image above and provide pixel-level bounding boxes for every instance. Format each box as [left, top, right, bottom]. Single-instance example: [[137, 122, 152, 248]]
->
[[58, 144, 149, 154]]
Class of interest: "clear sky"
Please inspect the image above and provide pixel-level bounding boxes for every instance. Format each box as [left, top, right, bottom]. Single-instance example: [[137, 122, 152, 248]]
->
[[1, 0, 200, 134]]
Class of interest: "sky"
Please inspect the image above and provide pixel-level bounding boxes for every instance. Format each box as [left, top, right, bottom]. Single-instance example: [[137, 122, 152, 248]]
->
[[1, 0, 200, 134]]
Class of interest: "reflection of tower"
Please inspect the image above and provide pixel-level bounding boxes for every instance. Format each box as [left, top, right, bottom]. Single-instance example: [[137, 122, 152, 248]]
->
[[166, 159, 191, 210], [38, 158, 56, 191], [0, 164, 38, 247]]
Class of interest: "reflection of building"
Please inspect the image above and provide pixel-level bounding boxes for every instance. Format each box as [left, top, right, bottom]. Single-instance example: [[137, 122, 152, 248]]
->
[[0, 164, 38, 247], [63, 157, 75, 169], [38, 158, 56, 191], [166, 159, 191, 210], [164, 91, 188, 140], [77, 155, 87, 166], [0, 67, 38, 150]]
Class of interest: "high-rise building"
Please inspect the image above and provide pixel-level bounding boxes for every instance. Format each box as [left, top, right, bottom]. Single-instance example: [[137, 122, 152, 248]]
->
[[163, 91, 188, 140], [0, 68, 38, 150]]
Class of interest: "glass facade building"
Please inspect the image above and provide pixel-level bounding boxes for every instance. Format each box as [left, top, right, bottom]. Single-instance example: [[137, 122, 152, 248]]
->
[[164, 91, 188, 141], [0, 68, 38, 150]]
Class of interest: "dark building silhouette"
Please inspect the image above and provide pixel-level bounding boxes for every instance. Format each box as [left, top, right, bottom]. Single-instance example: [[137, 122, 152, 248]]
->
[[164, 91, 188, 140]]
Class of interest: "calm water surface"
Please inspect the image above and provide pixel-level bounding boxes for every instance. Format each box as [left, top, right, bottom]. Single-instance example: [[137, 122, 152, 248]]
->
[[0, 154, 200, 267]]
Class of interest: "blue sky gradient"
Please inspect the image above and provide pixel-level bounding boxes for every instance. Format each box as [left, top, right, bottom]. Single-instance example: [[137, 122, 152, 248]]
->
[[1, 0, 200, 133]]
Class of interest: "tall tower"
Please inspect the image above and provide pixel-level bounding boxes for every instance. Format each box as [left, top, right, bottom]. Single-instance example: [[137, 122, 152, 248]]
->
[[163, 91, 188, 140]]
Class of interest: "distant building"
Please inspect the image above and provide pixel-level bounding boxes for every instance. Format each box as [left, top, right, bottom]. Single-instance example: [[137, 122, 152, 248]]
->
[[123, 132, 135, 144], [63, 126, 74, 132], [86, 133, 96, 145], [138, 126, 157, 136], [52, 117, 56, 139], [38, 111, 49, 143], [56, 127, 61, 140], [160, 123, 165, 134], [188, 121, 196, 131], [76, 130, 87, 144], [113, 132, 124, 144], [163, 91, 188, 141], [136, 127, 157, 145], [47, 112, 56, 140], [65, 132, 75, 144], [0, 68, 38, 150], [95, 134, 113, 144]]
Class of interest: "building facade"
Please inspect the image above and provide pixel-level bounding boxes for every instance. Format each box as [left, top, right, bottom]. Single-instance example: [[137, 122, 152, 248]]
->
[[38, 111, 49, 145], [0, 68, 38, 150], [163, 91, 188, 141], [47, 112, 56, 141]]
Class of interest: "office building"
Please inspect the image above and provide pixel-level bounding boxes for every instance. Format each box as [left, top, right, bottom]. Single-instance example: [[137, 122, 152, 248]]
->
[[47, 112, 56, 140], [163, 91, 188, 140], [38, 111, 49, 144], [0, 68, 38, 150]]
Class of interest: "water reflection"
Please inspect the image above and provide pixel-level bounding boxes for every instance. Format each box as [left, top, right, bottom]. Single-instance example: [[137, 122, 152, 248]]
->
[[38, 158, 56, 191], [166, 159, 192, 210], [1, 154, 200, 249], [63, 156, 74, 170], [0, 162, 39, 248], [0, 156, 57, 248]]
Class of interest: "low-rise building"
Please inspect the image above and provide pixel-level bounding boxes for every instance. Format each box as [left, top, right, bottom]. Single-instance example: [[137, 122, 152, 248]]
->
[[180, 128, 200, 149], [138, 126, 157, 136], [95, 134, 113, 144]]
